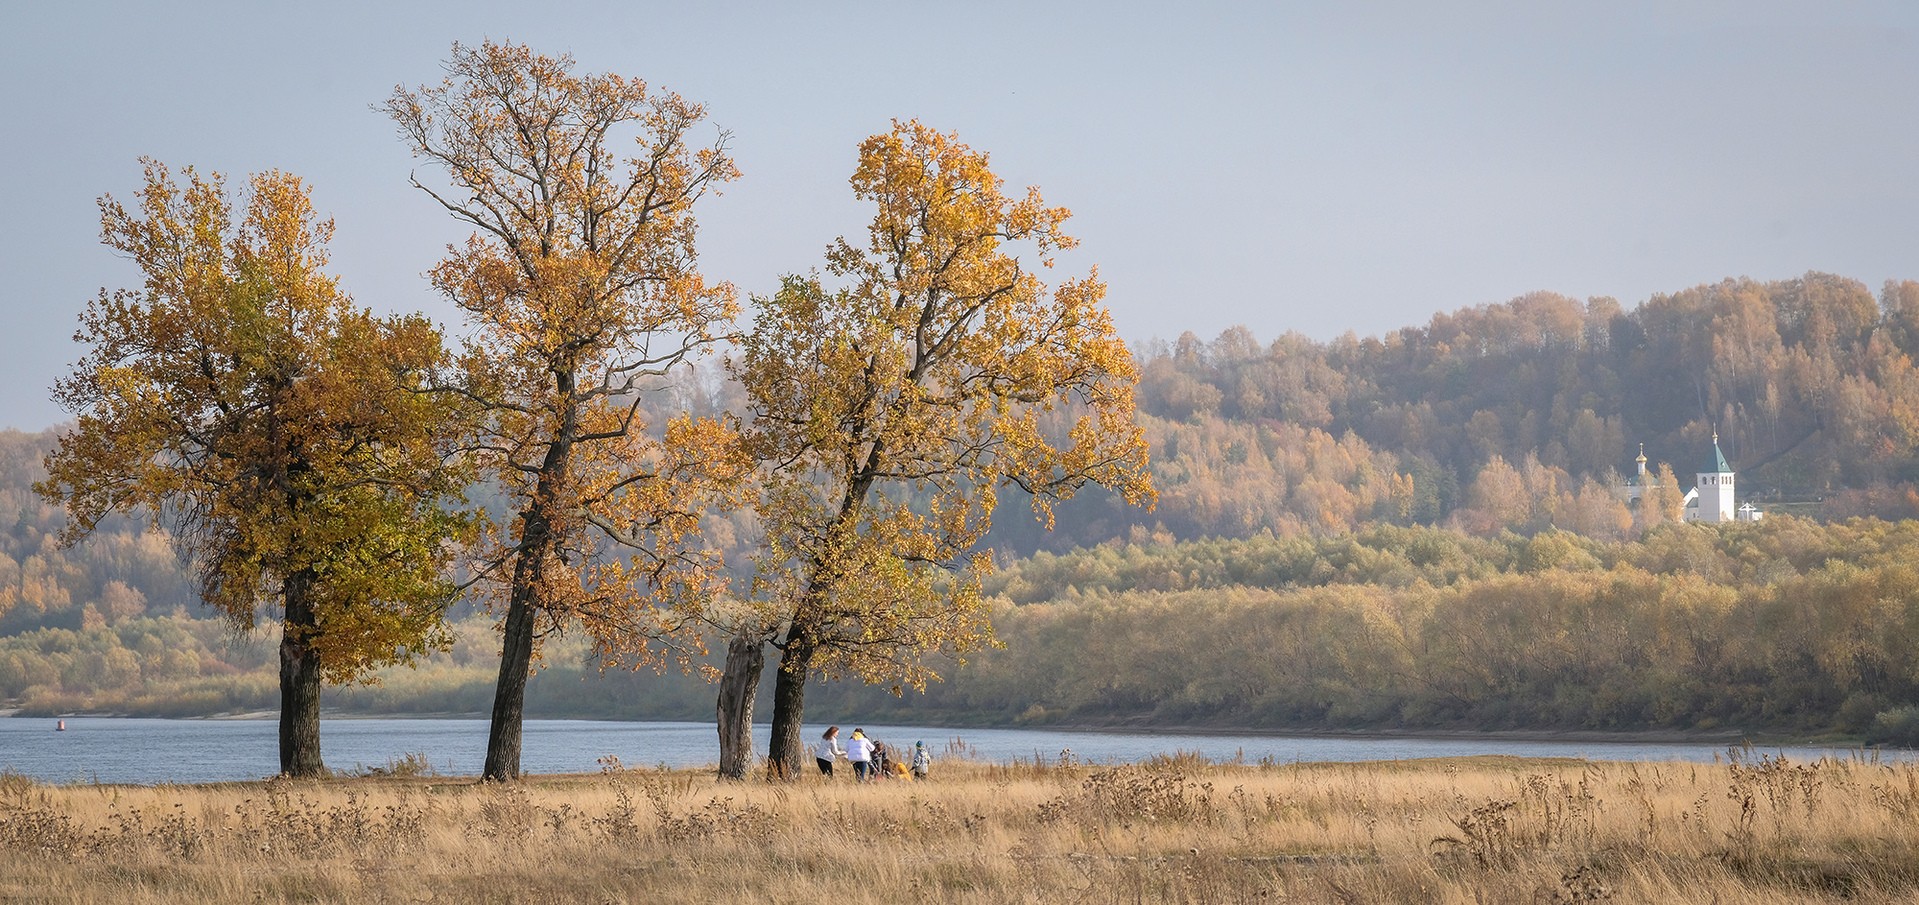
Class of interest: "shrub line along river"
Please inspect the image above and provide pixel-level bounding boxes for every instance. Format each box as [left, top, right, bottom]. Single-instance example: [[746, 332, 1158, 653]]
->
[[1, 717, 1908, 785]]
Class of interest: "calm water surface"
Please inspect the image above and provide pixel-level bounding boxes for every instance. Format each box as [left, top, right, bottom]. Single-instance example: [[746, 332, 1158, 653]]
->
[[0, 717, 1904, 785]]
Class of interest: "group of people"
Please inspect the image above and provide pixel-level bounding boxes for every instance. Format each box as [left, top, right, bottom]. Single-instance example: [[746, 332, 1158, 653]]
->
[[813, 726, 930, 782]]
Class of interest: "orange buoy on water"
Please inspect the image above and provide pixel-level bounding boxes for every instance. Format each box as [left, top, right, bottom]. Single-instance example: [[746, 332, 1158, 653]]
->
[[55, 720, 65, 731]]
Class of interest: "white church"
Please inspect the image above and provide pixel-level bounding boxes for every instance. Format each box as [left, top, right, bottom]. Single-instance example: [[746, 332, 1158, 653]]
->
[[1623, 434, 1763, 523]]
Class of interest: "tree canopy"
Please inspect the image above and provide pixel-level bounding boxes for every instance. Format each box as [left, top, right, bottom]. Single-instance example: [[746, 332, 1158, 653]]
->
[[37, 161, 469, 775], [388, 41, 748, 780], [727, 120, 1154, 777]]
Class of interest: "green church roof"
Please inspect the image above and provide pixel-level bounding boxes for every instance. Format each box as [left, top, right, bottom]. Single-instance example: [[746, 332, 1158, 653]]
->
[[1705, 434, 1730, 473]]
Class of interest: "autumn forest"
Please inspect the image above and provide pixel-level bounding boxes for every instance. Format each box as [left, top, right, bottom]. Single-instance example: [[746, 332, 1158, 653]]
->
[[11, 268, 1919, 745], [9, 41, 1919, 770]]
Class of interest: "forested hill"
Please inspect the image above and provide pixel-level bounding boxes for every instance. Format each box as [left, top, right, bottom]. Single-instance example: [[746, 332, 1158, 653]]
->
[[10, 271, 1919, 737], [1003, 272, 1919, 552], [11, 269, 1919, 609]]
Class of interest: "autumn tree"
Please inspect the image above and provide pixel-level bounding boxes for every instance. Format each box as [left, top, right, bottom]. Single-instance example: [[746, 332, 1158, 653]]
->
[[1560, 476, 1634, 540], [1455, 455, 1528, 536], [722, 121, 1155, 779], [1636, 462, 1687, 532], [37, 161, 470, 776], [387, 41, 746, 780]]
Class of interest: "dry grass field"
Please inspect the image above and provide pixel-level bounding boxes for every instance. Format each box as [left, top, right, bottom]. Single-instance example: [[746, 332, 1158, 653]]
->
[[4, 748, 1919, 903]]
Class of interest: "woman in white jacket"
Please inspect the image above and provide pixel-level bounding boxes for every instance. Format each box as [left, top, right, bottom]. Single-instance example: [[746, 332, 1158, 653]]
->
[[814, 726, 845, 776], [846, 728, 875, 782]]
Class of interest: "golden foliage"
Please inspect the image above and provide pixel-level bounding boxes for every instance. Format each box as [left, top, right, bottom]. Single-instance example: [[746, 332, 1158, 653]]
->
[[738, 120, 1154, 693], [37, 160, 471, 684], [1638, 462, 1687, 532], [388, 41, 747, 777]]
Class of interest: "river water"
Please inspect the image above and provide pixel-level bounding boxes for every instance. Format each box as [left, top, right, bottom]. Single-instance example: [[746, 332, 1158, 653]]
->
[[0, 717, 1905, 785]]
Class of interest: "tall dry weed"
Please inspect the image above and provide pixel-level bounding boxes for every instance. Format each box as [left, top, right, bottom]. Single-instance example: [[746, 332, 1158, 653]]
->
[[4, 755, 1919, 903]]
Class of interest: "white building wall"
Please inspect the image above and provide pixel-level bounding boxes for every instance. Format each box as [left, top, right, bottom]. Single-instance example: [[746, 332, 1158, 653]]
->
[[1695, 470, 1736, 523]]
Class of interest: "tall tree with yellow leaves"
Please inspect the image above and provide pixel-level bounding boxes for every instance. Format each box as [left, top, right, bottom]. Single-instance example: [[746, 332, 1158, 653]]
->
[[38, 161, 471, 777], [1637, 462, 1688, 532], [387, 42, 747, 780], [722, 121, 1155, 778]]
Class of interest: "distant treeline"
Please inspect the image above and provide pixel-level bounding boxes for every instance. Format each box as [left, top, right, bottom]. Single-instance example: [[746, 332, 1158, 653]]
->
[[12, 518, 1919, 744], [822, 518, 1919, 743]]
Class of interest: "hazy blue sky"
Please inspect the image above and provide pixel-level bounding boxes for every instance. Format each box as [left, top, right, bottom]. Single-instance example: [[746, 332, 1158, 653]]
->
[[3, 2, 1915, 429]]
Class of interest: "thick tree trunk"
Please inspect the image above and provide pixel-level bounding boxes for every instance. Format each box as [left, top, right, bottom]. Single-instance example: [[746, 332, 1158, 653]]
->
[[485, 434, 567, 783], [714, 633, 764, 781], [483, 589, 538, 781], [278, 569, 327, 778], [765, 634, 815, 780]]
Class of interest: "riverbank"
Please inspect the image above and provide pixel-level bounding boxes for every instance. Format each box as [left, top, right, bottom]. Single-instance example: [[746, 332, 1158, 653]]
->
[[6, 754, 1919, 903], [12, 716, 1903, 787], [6, 707, 1860, 750], [1035, 719, 1776, 745]]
